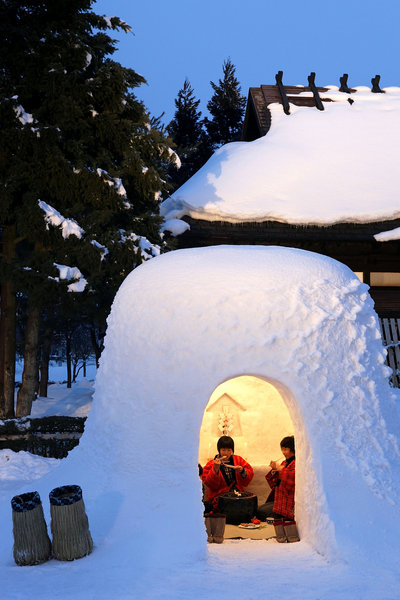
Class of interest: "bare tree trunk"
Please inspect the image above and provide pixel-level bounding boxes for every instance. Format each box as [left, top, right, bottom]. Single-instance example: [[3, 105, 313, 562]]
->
[[0, 286, 6, 416], [83, 360, 86, 378], [90, 327, 101, 368], [66, 333, 72, 388], [35, 361, 40, 396], [39, 327, 52, 397], [0, 226, 16, 419], [16, 305, 40, 417], [72, 358, 78, 383], [0, 281, 16, 418], [0, 288, 4, 408]]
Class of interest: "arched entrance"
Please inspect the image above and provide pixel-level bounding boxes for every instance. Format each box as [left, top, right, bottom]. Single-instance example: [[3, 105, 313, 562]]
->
[[199, 375, 296, 540], [199, 375, 294, 467]]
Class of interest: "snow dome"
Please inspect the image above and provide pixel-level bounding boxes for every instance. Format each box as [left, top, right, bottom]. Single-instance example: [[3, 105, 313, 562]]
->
[[63, 244, 400, 570]]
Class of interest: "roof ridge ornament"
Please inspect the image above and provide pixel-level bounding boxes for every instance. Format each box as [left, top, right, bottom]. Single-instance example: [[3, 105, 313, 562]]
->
[[307, 72, 324, 110], [275, 70, 291, 115], [339, 73, 351, 93], [371, 75, 384, 93]]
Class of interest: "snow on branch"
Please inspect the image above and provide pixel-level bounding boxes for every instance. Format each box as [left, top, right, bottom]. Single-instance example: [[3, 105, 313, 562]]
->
[[91, 239, 109, 261], [101, 16, 132, 33], [38, 200, 84, 239], [14, 103, 34, 125], [96, 168, 127, 198], [11, 96, 40, 136], [167, 148, 182, 169], [53, 263, 88, 293], [119, 230, 161, 262]]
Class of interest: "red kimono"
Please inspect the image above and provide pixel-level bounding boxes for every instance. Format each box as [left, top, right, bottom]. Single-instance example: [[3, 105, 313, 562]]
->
[[202, 455, 253, 508], [266, 458, 295, 519]]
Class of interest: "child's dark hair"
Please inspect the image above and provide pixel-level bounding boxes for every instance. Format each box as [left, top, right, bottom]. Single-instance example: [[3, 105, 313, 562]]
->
[[217, 436, 234, 453], [280, 435, 295, 453]]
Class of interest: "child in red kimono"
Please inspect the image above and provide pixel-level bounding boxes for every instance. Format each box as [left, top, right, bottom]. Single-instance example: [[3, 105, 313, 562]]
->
[[257, 436, 295, 521], [202, 436, 253, 511]]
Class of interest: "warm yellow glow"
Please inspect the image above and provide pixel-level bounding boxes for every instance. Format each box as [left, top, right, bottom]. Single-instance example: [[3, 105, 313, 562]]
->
[[198, 375, 294, 467], [370, 272, 400, 286], [354, 272, 363, 282]]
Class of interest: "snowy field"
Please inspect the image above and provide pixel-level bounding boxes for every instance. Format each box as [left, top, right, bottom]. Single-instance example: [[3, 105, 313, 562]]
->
[[1, 362, 400, 598], [1, 366, 97, 599], [3, 247, 400, 599]]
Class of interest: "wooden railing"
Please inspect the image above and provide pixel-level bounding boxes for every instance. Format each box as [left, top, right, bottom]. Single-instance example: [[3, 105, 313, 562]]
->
[[379, 318, 400, 387], [0, 416, 86, 458]]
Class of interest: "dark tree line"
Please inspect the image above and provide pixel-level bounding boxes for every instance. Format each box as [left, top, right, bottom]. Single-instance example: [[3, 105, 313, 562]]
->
[[0, 2, 246, 419], [167, 58, 246, 193], [0, 0, 178, 418]]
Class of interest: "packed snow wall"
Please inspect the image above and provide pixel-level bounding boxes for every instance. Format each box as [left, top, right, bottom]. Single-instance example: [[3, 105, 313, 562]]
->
[[66, 245, 400, 567]]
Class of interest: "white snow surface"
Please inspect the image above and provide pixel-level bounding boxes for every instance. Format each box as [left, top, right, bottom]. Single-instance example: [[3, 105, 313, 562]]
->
[[161, 217, 190, 236], [0, 450, 60, 482], [374, 226, 400, 241], [2, 245, 400, 599], [161, 87, 400, 226], [27, 381, 94, 418]]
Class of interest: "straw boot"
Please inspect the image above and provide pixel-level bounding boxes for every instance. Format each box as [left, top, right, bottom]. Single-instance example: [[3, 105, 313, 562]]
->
[[204, 515, 213, 543], [210, 513, 226, 543], [11, 491, 51, 566], [273, 519, 287, 543], [283, 520, 300, 543]]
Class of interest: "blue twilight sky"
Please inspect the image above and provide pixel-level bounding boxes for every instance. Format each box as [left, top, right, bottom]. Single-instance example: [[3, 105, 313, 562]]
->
[[94, 0, 400, 125]]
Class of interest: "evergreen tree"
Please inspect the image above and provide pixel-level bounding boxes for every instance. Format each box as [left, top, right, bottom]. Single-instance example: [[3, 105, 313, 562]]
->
[[0, 0, 176, 416], [168, 79, 203, 150], [167, 79, 211, 191], [204, 58, 246, 151]]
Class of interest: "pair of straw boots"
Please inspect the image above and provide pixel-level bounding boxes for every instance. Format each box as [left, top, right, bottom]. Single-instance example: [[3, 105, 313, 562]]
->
[[204, 513, 226, 543], [271, 519, 300, 543], [11, 485, 93, 566]]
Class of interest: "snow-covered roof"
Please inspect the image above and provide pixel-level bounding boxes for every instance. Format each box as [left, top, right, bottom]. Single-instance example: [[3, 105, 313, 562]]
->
[[161, 87, 400, 228]]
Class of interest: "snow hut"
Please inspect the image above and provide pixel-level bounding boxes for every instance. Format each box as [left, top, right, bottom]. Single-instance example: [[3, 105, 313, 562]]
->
[[86, 244, 400, 567], [161, 78, 400, 383]]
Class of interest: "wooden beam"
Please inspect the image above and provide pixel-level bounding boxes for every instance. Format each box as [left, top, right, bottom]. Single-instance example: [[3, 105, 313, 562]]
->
[[371, 74, 384, 93], [307, 72, 324, 110], [339, 73, 351, 93], [275, 71, 290, 115]]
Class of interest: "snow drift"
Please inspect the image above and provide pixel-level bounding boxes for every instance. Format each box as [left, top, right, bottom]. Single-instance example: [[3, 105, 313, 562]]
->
[[4, 245, 400, 598], [50, 245, 400, 570]]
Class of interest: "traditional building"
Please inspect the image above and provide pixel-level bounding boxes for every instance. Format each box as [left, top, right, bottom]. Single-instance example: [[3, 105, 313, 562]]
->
[[161, 73, 400, 383]]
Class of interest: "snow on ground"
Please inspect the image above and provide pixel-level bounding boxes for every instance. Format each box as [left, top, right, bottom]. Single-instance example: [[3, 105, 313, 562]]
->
[[2, 247, 400, 599], [14, 360, 95, 418], [0, 450, 60, 483], [161, 87, 400, 226], [28, 381, 94, 418]]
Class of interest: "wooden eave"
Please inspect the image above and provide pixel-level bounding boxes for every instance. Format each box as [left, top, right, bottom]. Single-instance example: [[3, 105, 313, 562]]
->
[[172, 216, 400, 270], [176, 216, 400, 243]]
